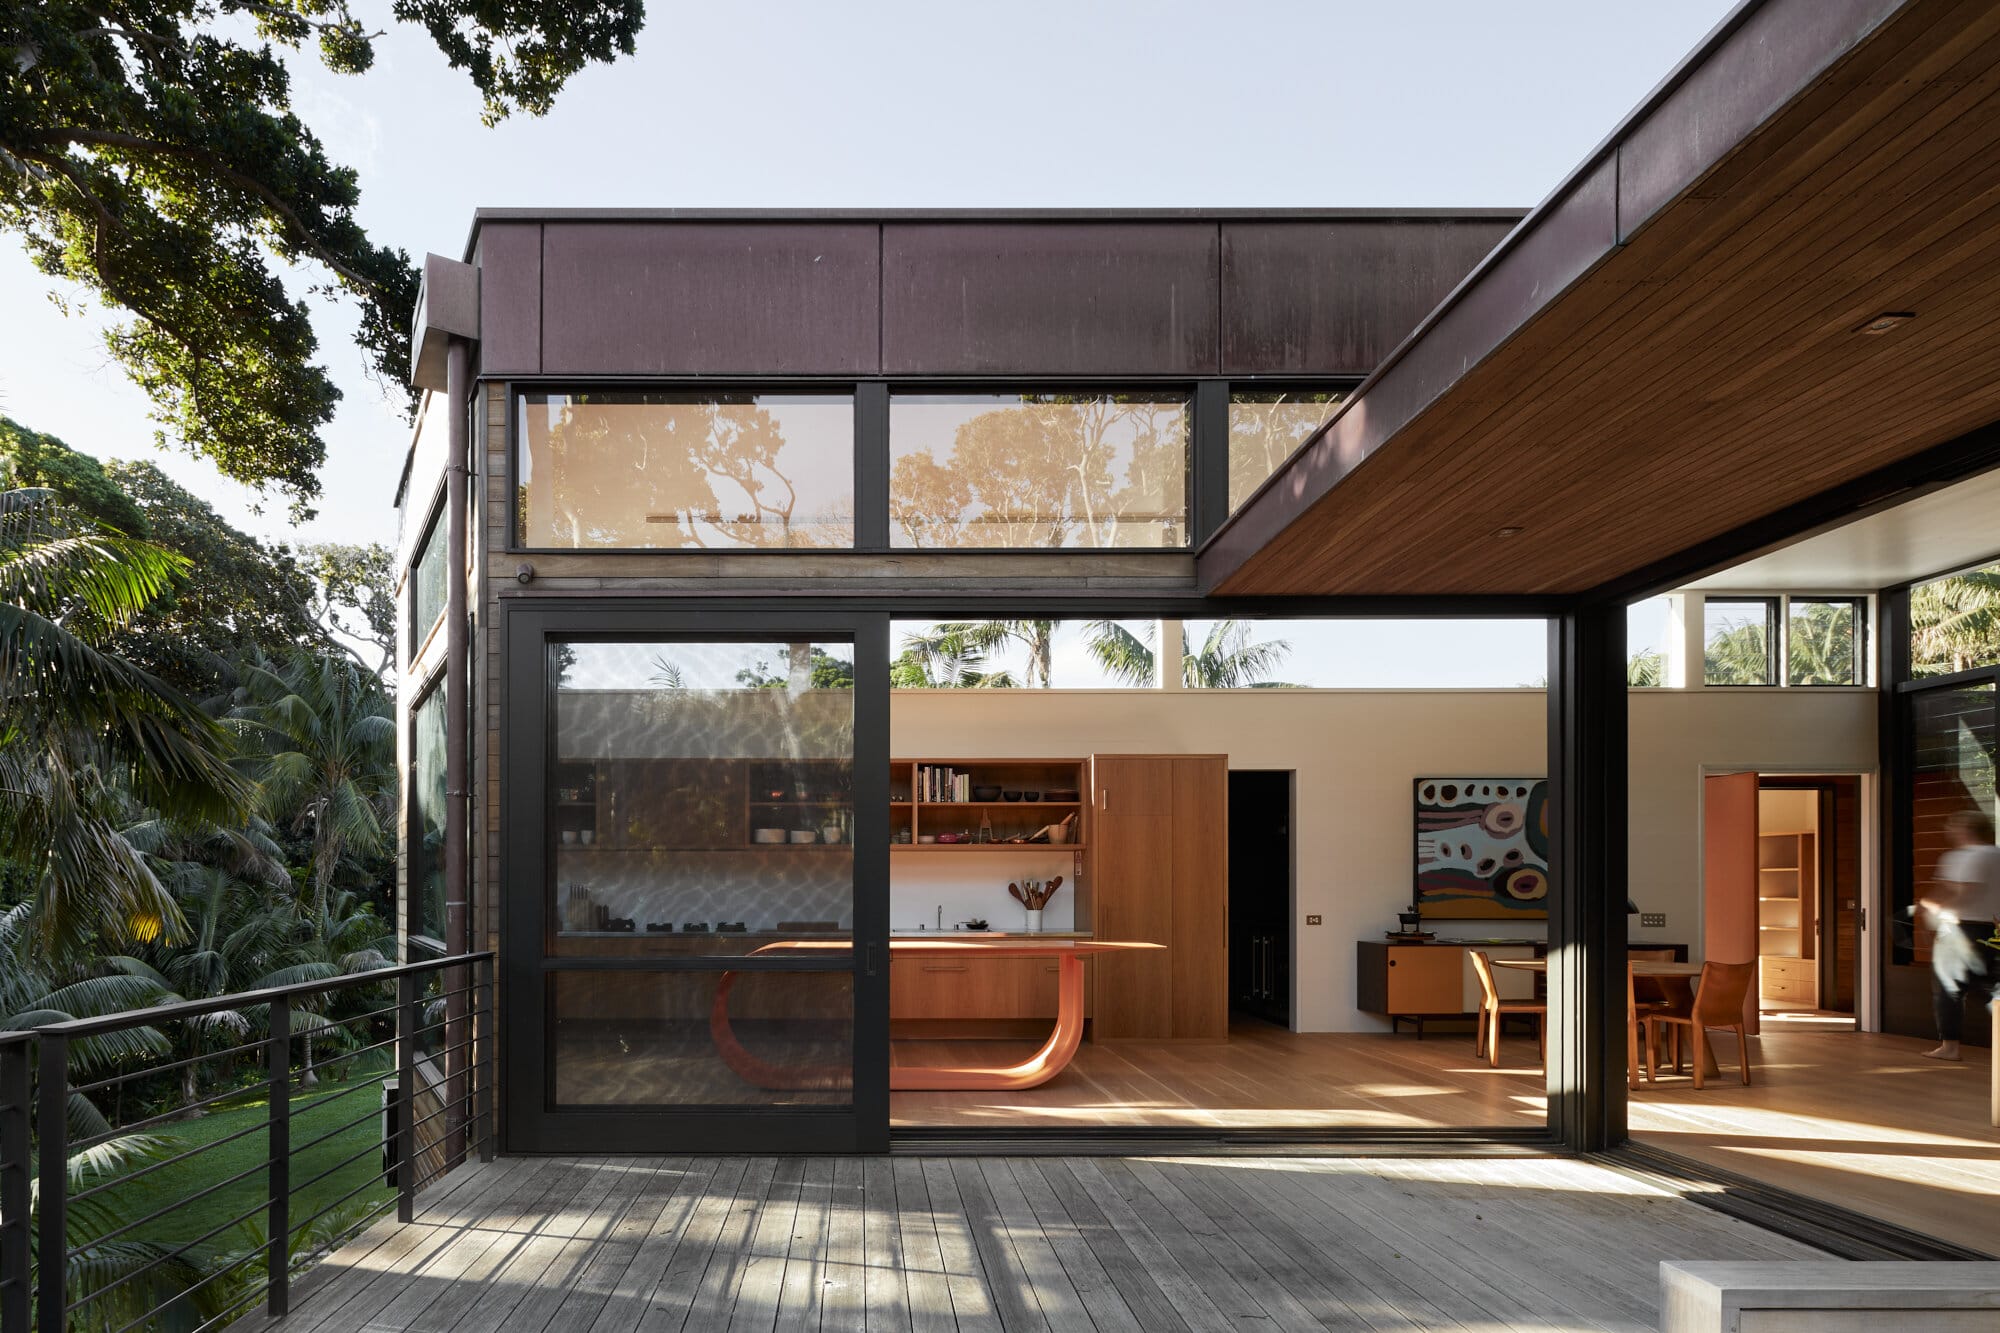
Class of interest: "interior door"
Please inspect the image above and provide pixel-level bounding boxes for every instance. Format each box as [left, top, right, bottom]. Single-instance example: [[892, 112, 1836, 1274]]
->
[[1703, 771, 1761, 1032], [503, 609, 889, 1153]]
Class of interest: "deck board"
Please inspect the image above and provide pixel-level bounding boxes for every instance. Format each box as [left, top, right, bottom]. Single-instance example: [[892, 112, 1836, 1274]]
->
[[255, 1152, 1826, 1332]]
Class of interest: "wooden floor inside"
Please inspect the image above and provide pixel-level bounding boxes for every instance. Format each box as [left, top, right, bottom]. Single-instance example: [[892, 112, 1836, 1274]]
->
[[267, 1152, 1817, 1332], [1627, 1026, 2000, 1257], [890, 1019, 1548, 1131]]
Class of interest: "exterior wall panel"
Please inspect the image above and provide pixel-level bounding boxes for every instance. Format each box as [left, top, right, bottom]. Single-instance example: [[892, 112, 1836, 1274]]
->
[[539, 222, 882, 374], [880, 223, 1221, 375], [476, 223, 542, 376], [1220, 219, 1517, 375]]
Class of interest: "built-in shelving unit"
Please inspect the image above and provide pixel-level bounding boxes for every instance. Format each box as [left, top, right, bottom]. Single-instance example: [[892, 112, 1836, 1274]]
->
[[1757, 828, 1817, 1007], [889, 758, 1087, 865]]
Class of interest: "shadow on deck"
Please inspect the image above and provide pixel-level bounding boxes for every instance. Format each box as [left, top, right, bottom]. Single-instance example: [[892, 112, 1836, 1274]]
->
[[257, 1151, 1820, 1331]]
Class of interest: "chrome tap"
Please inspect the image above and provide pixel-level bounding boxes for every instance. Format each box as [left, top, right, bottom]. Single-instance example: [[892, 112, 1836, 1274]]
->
[[936, 904, 943, 930]]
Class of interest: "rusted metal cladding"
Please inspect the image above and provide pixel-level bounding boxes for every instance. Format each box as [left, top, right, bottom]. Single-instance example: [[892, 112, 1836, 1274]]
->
[[538, 222, 882, 375], [476, 223, 542, 377], [880, 223, 1221, 376], [1220, 219, 1521, 376]]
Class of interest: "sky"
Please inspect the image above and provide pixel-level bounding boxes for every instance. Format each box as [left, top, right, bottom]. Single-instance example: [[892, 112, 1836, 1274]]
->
[[0, 0, 1739, 681]]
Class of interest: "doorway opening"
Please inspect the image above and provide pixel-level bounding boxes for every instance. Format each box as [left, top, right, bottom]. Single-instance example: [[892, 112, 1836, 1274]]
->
[[1228, 770, 1293, 1028], [1756, 776, 1862, 1031]]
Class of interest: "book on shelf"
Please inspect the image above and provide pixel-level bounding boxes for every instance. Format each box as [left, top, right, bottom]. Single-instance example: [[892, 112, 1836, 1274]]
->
[[916, 765, 969, 803]]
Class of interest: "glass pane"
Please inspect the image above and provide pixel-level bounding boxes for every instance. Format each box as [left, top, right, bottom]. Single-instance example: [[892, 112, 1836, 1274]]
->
[[891, 618, 1161, 688], [1626, 596, 1674, 687], [889, 394, 1188, 548], [1899, 683, 1996, 966], [411, 510, 447, 646], [550, 639, 854, 955], [1703, 599, 1774, 685], [551, 969, 853, 1107], [1911, 559, 2000, 678], [516, 392, 854, 549], [1227, 389, 1346, 512], [1787, 599, 1862, 685], [1179, 619, 1546, 689], [408, 687, 448, 947]]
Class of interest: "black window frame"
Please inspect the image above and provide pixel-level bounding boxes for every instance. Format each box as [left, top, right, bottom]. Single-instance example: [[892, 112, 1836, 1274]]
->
[[1701, 595, 1781, 687], [1783, 594, 1869, 687], [405, 666, 451, 958], [407, 488, 448, 668], [1219, 380, 1362, 523], [883, 383, 1196, 554], [509, 381, 868, 555]]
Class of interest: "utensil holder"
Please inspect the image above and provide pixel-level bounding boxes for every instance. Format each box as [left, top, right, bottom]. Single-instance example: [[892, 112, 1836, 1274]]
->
[[1025, 909, 1044, 933]]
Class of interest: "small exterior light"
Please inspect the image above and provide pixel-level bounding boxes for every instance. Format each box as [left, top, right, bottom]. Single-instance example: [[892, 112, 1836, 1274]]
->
[[1855, 311, 1915, 335]]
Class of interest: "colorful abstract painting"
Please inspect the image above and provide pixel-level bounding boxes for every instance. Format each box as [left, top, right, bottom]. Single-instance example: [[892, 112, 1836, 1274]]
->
[[1415, 778, 1550, 919]]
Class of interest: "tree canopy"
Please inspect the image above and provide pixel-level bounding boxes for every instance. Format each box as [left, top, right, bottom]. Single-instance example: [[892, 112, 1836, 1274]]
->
[[0, 418, 393, 690], [0, 0, 644, 515]]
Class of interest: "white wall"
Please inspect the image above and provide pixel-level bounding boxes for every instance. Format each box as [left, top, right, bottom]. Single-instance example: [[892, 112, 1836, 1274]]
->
[[892, 688, 1549, 1032], [892, 685, 1881, 1031], [1627, 690, 1876, 960]]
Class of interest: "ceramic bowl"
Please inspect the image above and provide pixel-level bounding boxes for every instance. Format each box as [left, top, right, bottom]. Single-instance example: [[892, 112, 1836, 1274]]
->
[[972, 785, 1003, 802], [752, 828, 788, 845], [789, 829, 818, 844], [1002, 790, 1023, 802], [917, 835, 938, 844]]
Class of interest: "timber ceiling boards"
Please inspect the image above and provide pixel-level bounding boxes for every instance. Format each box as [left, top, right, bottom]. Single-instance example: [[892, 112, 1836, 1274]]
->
[[1203, 0, 2000, 597]]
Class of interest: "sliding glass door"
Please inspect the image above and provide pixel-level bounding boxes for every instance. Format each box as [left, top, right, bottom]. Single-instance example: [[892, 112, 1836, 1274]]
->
[[504, 609, 889, 1152]]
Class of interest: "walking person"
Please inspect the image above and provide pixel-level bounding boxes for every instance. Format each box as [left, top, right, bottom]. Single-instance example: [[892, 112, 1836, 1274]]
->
[[1920, 810, 2000, 1061]]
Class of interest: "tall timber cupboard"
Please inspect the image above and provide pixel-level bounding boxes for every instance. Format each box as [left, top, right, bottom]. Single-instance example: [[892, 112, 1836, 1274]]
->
[[1090, 754, 1229, 1040]]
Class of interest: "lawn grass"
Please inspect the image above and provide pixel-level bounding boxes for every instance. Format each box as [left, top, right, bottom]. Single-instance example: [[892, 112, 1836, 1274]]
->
[[96, 1070, 397, 1265]]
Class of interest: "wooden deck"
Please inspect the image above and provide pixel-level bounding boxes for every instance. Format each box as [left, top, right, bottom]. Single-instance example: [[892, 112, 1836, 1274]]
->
[[265, 1152, 1817, 1331]]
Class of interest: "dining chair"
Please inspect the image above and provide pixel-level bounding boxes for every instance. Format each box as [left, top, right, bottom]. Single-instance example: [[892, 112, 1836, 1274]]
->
[[1470, 950, 1545, 1069], [1644, 960, 1756, 1089]]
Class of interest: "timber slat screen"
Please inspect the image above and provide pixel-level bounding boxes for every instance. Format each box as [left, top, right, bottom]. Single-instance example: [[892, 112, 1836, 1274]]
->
[[0, 953, 494, 1333]]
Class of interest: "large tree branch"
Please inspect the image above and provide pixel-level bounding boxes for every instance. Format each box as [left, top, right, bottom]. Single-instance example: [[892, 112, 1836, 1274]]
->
[[27, 128, 391, 299]]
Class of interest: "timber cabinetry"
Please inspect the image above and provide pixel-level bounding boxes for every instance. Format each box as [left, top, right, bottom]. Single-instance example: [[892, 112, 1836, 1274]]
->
[[1356, 940, 1540, 1035], [1090, 754, 1228, 1040], [1758, 830, 1818, 1007]]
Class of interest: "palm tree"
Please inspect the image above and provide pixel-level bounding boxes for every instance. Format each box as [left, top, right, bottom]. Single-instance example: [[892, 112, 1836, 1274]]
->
[[1786, 601, 1861, 685], [1912, 565, 2000, 676], [896, 622, 1031, 687], [1086, 619, 1293, 688], [1703, 622, 1773, 684], [0, 488, 248, 954], [1627, 649, 1667, 687], [227, 653, 396, 919]]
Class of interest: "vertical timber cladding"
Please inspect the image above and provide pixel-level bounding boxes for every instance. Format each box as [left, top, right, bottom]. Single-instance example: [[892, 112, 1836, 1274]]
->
[[479, 383, 507, 960]]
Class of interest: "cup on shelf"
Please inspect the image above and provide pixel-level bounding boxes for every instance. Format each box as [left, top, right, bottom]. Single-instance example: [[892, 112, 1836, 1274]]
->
[[579, 830, 595, 846], [560, 830, 578, 846]]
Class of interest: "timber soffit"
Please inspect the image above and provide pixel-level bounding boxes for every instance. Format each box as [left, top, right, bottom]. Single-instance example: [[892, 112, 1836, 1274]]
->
[[1197, 0, 1957, 597]]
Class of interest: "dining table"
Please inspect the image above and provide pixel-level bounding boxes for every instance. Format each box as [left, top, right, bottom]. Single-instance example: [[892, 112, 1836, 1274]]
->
[[1491, 957, 1709, 1087]]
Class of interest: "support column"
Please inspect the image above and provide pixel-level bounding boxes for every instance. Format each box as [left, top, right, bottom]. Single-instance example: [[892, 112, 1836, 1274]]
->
[[442, 338, 470, 1166], [1546, 602, 1629, 1151]]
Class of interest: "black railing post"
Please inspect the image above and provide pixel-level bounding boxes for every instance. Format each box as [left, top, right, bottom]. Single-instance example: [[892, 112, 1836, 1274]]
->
[[475, 956, 495, 1164], [396, 973, 418, 1224], [1, 1038, 29, 1333], [35, 1035, 67, 1333], [267, 994, 291, 1317]]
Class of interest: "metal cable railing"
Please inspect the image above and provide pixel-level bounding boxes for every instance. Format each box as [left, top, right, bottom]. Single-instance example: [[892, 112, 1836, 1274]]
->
[[0, 952, 495, 1333]]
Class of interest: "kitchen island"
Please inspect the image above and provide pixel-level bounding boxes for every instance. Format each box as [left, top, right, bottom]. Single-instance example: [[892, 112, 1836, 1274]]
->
[[715, 936, 1162, 1091]]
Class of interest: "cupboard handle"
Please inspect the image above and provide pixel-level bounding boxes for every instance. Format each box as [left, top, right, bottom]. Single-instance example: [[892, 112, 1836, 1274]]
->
[[920, 964, 968, 973], [1044, 964, 1060, 973]]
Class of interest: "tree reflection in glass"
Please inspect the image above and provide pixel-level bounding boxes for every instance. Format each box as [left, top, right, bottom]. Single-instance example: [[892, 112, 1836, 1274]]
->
[[516, 392, 854, 549], [889, 394, 1188, 548]]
